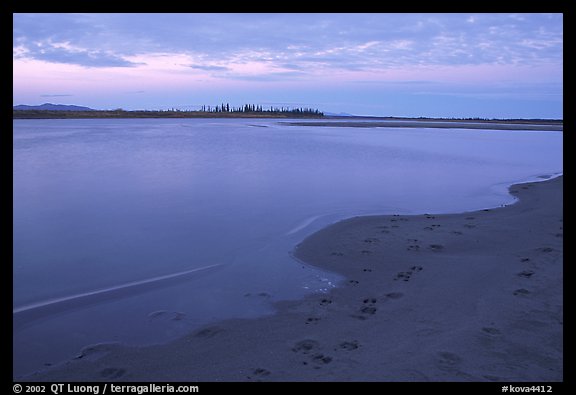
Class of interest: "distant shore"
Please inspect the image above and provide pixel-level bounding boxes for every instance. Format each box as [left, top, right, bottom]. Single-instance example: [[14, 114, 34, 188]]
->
[[12, 110, 563, 132], [286, 119, 563, 131], [23, 176, 563, 382], [12, 109, 324, 120]]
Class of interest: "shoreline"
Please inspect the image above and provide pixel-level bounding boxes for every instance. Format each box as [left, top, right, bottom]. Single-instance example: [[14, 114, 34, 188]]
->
[[285, 120, 563, 131], [22, 176, 563, 382]]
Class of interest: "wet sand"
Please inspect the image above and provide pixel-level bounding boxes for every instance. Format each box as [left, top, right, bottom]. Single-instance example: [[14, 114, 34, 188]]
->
[[22, 176, 563, 382]]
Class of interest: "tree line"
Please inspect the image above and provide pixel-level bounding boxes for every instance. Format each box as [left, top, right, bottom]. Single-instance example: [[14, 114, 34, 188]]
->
[[196, 103, 323, 116], [13, 102, 325, 119]]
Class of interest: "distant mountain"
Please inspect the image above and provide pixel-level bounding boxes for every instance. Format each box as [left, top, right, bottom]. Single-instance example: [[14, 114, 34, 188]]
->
[[13, 103, 96, 111]]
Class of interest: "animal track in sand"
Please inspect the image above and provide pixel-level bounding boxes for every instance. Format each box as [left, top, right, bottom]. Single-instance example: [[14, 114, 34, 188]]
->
[[481, 327, 501, 336], [385, 292, 404, 299], [407, 239, 421, 250], [194, 326, 222, 338], [362, 268, 372, 272], [351, 298, 378, 320], [513, 288, 531, 296], [348, 280, 360, 285], [428, 244, 444, 251], [292, 339, 319, 354], [337, 340, 360, 351], [364, 238, 380, 243], [292, 340, 332, 368], [361, 298, 377, 312], [394, 272, 412, 282], [537, 247, 554, 253], [464, 224, 476, 228], [436, 352, 462, 372], [520, 258, 531, 262], [252, 368, 271, 376], [452, 231, 463, 235], [517, 270, 535, 278], [394, 266, 423, 282], [319, 298, 332, 306], [74, 344, 118, 361], [100, 367, 126, 379], [311, 354, 333, 365], [306, 317, 320, 325]]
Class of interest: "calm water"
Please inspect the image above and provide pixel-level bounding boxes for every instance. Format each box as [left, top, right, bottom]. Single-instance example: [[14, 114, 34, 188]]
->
[[13, 118, 563, 377]]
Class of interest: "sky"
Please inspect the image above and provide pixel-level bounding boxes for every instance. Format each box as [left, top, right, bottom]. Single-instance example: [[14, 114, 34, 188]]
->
[[13, 13, 563, 118]]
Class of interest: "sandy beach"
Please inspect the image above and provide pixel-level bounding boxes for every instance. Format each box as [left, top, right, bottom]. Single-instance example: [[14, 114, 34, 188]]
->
[[22, 176, 563, 382]]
